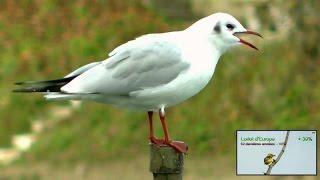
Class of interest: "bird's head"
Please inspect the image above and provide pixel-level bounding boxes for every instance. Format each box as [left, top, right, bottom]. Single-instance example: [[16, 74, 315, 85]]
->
[[267, 153, 276, 157], [186, 12, 262, 53]]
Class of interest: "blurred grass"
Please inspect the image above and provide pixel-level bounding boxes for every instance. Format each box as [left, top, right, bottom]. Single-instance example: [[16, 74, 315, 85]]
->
[[0, 0, 319, 165]]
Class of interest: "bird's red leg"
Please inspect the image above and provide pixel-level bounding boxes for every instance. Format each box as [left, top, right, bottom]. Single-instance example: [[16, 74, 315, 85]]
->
[[159, 109, 188, 154], [148, 111, 164, 144]]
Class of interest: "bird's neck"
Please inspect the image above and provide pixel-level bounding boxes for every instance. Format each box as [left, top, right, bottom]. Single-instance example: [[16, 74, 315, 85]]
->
[[209, 35, 231, 55]]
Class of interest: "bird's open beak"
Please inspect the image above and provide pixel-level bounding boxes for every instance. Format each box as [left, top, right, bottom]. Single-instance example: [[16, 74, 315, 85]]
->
[[233, 30, 262, 50]]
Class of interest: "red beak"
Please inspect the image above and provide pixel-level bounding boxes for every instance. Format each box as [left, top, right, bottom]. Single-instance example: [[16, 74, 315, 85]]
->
[[233, 30, 262, 50]]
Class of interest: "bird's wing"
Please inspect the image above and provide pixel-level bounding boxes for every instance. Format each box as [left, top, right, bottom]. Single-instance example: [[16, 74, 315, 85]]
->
[[64, 62, 101, 78], [264, 157, 269, 165], [61, 34, 190, 95]]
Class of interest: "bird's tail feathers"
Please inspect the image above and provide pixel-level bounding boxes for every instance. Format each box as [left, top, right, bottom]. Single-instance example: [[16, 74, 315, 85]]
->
[[44, 93, 81, 100]]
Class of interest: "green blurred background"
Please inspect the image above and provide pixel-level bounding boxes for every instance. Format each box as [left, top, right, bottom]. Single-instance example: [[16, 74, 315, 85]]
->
[[0, 0, 319, 179]]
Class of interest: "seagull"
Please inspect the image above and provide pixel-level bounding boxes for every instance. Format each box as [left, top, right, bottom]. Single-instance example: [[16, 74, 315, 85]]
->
[[13, 12, 262, 154]]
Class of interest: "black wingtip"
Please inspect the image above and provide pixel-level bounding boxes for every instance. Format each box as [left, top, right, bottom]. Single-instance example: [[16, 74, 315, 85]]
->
[[13, 75, 79, 93]]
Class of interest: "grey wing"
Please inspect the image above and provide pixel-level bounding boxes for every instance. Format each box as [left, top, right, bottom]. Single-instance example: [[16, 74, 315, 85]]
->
[[64, 62, 101, 78], [61, 35, 190, 95]]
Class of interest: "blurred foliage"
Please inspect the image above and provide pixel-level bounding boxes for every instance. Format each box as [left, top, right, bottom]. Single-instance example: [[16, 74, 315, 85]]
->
[[0, 0, 169, 147], [0, 0, 319, 164]]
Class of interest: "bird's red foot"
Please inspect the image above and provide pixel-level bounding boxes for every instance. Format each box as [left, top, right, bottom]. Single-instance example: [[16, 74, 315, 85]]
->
[[168, 140, 188, 154], [150, 138, 188, 154], [150, 137, 165, 144]]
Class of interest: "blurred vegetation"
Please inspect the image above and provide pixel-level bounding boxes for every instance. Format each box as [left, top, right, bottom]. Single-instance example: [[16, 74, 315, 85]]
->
[[0, 0, 319, 165]]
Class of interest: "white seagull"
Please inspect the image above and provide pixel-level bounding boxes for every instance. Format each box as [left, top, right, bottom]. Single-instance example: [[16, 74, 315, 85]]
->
[[14, 12, 262, 153]]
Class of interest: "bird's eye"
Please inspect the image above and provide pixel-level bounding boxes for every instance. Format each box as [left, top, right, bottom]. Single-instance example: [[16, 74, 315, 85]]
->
[[226, 24, 235, 30]]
